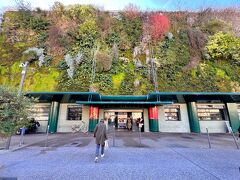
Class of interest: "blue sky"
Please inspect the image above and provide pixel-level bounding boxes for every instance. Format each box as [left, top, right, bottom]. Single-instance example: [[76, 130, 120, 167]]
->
[[0, 0, 239, 11]]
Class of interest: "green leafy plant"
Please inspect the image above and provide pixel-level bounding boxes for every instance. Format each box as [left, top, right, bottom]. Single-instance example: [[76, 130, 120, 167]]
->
[[69, 19, 99, 52], [0, 86, 36, 148], [206, 32, 240, 64], [29, 16, 50, 31], [66, 5, 96, 23]]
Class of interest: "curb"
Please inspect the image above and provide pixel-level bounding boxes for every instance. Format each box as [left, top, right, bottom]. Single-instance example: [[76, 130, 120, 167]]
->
[[10, 143, 32, 152], [0, 134, 59, 154], [0, 144, 31, 154]]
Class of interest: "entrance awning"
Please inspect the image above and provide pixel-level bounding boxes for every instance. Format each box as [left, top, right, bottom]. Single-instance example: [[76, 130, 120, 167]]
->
[[25, 91, 240, 104]]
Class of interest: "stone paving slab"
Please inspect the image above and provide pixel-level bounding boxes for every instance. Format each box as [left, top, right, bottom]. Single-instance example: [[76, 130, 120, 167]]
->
[[0, 132, 240, 180], [0, 146, 240, 180]]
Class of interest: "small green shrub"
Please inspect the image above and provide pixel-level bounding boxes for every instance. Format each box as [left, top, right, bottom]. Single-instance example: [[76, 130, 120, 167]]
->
[[66, 5, 96, 23], [69, 19, 98, 52], [29, 16, 50, 31], [206, 32, 240, 64]]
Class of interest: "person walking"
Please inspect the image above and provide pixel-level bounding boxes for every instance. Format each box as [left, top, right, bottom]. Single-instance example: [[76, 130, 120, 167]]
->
[[94, 119, 107, 163]]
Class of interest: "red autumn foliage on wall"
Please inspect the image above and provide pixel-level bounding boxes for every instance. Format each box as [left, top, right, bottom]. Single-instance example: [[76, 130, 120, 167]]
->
[[149, 13, 170, 40]]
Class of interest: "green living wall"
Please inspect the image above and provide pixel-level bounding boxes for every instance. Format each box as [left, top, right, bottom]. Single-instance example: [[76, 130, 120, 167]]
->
[[0, 4, 240, 94]]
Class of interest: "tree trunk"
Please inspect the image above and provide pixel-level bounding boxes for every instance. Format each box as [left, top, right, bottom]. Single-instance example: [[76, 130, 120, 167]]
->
[[5, 136, 12, 150]]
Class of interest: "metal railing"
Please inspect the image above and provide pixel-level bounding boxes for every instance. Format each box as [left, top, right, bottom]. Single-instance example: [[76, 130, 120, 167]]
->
[[44, 125, 50, 149]]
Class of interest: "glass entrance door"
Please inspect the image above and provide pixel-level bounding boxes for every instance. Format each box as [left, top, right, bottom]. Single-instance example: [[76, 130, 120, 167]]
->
[[104, 110, 143, 131]]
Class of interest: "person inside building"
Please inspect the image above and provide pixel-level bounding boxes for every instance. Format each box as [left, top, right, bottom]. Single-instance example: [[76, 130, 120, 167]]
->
[[130, 116, 133, 130], [127, 117, 132, 131], [94, 119, 107, 163], [136, 118, 140, 128], [139, 117, 144, 132], [114, 115, 118, 129]]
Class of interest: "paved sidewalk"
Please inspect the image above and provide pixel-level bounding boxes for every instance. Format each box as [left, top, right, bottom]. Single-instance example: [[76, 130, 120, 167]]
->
[[1, 131, 239, 150], [0, 132, 240, 180], [0, 133, 59, 153]]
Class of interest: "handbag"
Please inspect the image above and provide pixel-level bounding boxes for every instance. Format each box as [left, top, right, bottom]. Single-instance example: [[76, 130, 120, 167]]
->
[[104, 140, 109, 149]]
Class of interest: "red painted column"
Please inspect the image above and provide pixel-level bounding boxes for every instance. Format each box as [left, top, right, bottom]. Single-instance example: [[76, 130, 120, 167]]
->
[[148, 106, 159, 132], [88, 106, 99, 132]]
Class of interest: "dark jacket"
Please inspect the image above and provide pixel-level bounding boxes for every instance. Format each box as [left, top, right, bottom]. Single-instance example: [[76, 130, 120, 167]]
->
[[94, 121, 107, 145]]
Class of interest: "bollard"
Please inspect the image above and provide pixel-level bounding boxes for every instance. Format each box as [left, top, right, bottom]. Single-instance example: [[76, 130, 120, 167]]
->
[[229, 127, 239, 150], [206, 128, 211, 149], [45, 125, 50, 148], [19, 127, 26, 147], [138, 126, 142, 147], [113, 125, 115, 147]]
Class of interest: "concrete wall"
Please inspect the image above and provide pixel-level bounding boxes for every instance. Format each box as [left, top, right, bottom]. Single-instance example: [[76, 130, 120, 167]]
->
[[199, 121, 228, 133], [54, 103, 237, 133], [32, 103, 51, 133], [197, 103, 229, 133], [57, 104, 89, 132], [237, 104, 240, 121], [158, 104, 190, 133]]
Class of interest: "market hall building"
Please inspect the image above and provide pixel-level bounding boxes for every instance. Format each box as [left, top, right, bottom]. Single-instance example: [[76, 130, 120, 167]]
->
[[26, 92, 240, 134]]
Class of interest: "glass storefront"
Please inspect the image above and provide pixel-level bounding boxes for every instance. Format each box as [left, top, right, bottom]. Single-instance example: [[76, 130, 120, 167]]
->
[[104, 110, 143, 131]]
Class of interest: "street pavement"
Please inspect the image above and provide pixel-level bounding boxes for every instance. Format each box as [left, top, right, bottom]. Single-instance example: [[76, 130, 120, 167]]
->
[[0, 132, 240, 180]]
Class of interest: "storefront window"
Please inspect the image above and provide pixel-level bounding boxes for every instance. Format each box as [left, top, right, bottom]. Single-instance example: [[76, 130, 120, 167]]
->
[[67, 105, 82, 120], [197, 104, 226, 121], [164, 105, 181, 121], [29, 105, 51, 131], [31, 105, 50, 118]]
